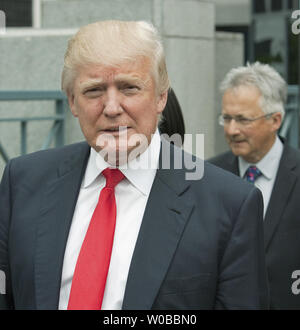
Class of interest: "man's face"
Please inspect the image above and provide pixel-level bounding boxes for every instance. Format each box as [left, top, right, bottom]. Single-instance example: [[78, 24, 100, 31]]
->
[[68, 58, 167, 165], [222, 85, 282, 163]]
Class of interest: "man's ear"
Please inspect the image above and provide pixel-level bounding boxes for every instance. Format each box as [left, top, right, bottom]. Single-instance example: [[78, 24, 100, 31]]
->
[[157, 90, 168, 114], [67, 92, 78, 117], [271, 112, 283, 132]]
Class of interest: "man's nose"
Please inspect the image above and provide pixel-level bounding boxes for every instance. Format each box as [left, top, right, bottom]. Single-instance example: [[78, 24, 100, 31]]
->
[[103, 88, 123, 117], [225, 119, 241, 135]]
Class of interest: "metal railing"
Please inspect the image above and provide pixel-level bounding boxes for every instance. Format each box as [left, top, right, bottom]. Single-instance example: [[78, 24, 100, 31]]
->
[[279, 85, 300, 149], [0, 90, 67, 163]]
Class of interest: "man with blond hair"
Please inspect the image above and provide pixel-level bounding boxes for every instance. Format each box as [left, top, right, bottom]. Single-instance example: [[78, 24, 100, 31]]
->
[[210, 62, 300, 309], [0, 21, 268, 310]]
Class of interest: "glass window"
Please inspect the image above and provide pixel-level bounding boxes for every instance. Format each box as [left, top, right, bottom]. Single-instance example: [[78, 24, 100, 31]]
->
[[0, 0, 32, 27], [253, 0, 266, 13], [287, 18, 299, 84], [271, 0, 282, 11]]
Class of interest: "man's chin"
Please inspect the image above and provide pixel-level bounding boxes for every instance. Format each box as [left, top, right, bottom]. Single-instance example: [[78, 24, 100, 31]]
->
[[94, 131, 150, 166], [97, 148, 129, 167], [230, 144, 248, 158]]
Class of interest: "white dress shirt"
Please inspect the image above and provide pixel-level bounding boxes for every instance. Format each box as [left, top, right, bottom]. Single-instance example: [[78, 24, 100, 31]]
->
[[58, 129, 161, 310], [238, 136, 283, 218]]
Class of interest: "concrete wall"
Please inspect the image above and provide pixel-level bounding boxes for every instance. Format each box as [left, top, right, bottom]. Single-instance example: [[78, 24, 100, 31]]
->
[[161, 1, 216, 159], [213, 0, 251, 26], [42, 0, 153, 28], [214, 31, 245, 156]]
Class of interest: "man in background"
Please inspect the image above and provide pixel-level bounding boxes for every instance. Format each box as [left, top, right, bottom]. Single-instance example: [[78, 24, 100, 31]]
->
[[210, 62, 300, 309]]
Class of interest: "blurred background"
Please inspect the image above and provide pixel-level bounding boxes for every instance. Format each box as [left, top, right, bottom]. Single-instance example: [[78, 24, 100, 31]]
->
[[0, 0, 299, 176]]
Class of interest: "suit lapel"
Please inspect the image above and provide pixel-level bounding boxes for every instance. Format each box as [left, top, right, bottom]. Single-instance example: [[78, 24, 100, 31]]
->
[[122, 141, 195, 310], [35, 143, 90, 309], [264, 145, 298, 251], [224, 153, 239, 175]]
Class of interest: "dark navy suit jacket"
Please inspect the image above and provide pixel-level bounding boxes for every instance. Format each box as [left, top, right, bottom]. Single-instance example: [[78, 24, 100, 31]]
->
[[209, 142, 300, 309], [0, 139, 268, 309]]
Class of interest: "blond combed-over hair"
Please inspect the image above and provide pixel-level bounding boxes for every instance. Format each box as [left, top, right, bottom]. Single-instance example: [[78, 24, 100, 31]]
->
[[61, 20, 170, 96]]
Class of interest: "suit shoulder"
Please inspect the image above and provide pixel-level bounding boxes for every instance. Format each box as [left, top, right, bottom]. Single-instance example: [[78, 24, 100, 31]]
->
[[11, 142, 87, 163], [208, 151, 233, 166], [277, 143, 300, 178], [188, 161, 262, 218], [8, 141, 89, 175], [168, 143, 249, 195], [284, 144, 300, 162], [203, 160, 250, 190]]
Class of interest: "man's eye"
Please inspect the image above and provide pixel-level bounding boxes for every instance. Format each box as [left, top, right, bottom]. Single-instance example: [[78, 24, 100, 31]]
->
[[121, 85, 140, 93], [223, 116, 232, 122], [84, 88, 104, 97], [238, 118, 250, 124]]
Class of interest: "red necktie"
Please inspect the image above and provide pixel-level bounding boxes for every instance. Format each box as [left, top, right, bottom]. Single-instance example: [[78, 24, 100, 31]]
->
[[67, 168, 125, 310]]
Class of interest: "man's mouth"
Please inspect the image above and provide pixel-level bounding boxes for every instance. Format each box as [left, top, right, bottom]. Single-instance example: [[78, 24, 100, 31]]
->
[[101, 126, 129, 133], [230, 140, 246, 145]]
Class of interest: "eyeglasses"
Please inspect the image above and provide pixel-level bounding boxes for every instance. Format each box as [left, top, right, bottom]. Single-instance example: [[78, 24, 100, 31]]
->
[[218, 112, 276, 127]]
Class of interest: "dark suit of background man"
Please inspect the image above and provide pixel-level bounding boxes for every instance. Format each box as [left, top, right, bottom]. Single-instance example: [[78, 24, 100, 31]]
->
[[210, 62, 300, 309], [0, 21, 268, 310]]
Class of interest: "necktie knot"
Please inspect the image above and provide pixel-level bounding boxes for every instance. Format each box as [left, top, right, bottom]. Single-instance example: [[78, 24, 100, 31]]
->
[[245, 165, 262, 183], [102, 168, 125, 189]]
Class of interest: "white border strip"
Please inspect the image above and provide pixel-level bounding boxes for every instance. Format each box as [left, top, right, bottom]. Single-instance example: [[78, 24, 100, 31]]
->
[[0, 28, 78, 38]]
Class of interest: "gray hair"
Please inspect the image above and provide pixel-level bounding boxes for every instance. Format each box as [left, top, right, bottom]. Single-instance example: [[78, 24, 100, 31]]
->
[[61, 20, 170, 96], [220, 62, 287, 119]]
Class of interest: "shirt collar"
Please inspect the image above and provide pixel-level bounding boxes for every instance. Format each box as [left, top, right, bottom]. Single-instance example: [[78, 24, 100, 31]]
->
[[82, 128, 161, 196], [239, 135, 283, 180]]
